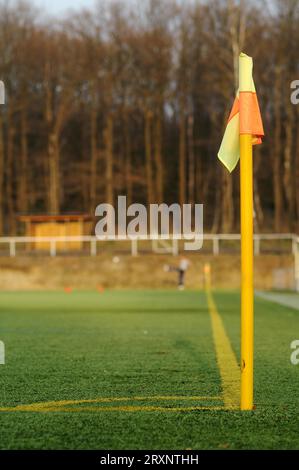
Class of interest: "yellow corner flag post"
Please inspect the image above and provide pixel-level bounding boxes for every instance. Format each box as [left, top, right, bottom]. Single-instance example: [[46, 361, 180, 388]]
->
[[218, 53, 264, 410], [240, 133, 254, 410]]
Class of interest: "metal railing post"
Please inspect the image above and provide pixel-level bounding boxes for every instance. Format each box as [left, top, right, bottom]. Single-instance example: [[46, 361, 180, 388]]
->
[[91, 238, 97, 256], [213, 237, 220, 255], [50, 240, 56, 257], [131, 239, 138, 256], [172, 239, 179, 256], [9, 240, 16, 257], [292, 236, 297, 255], [254, 237, 260, 256]]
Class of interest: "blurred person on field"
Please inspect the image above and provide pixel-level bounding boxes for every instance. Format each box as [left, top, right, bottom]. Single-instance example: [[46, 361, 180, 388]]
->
[[164, 256, 190, 290]]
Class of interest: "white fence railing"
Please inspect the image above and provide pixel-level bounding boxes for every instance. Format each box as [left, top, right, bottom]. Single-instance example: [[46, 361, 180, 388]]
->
[[0, 233, 297, 258]]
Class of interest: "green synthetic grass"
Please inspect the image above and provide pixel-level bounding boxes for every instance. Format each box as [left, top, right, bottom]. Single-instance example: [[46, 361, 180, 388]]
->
[[0, 290, 298, 449]]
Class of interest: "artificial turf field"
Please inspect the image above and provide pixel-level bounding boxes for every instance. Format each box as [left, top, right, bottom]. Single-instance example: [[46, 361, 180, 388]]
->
[[0, 290, 298, 450]]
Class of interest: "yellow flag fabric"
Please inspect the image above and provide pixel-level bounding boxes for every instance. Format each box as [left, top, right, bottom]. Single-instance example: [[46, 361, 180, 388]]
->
[[218, 53, 264, 172]]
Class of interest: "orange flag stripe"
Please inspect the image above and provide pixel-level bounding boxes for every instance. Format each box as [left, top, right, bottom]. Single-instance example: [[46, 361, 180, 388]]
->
[[239, 91, 264, 137], [227, 92, 264, 141]]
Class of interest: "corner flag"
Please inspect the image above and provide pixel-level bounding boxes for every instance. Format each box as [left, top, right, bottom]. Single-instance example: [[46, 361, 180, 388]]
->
[[218, 53, 264, 411], [218, 53, 264, 172]]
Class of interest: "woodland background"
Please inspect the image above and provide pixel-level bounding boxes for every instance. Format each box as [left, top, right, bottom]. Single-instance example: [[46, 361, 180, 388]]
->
[[0, 0, 298, 235]]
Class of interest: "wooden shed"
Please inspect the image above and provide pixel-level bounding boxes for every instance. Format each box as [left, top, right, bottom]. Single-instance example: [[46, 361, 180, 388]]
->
[[18, 215, 92, 251]]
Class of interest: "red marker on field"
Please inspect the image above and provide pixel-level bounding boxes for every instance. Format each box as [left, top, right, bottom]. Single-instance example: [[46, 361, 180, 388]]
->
[[64, 286, 73, 294]]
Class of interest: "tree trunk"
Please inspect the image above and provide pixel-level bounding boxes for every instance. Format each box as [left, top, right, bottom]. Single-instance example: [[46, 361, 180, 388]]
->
[[253, 146, 264, 232], [295, 111, 299, 232], [195, 152, 202, 203], [48, 132, 60, 214], [187, 112, 195, 205], [0, 112, 4, 234], [90, 83, 98, 213], [18, 105, 28, 214], [154, 108, 163, 204], [211, 171, 221, 233], [179, 110, 186, 207], [228, 0, 247, 91], [104, 113, 114, 207], [124, 111, 132, 206], [7, 114, 16, 235], [221, 168, 234, 233], [283, 100, 295, 230], [273, 67, 283, 232], [44, 62, 60, 214], [145, 110, 153, 206]]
